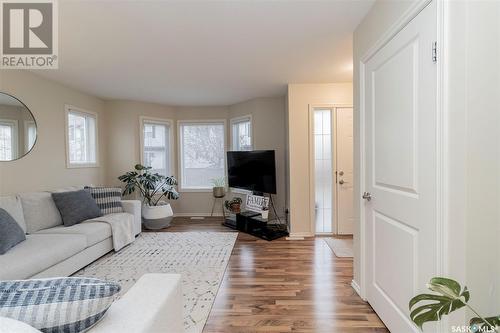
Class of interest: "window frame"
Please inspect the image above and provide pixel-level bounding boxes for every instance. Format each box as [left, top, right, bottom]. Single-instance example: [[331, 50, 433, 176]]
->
[[0, 118, 19, 160], [64, 105, 99, 168], [230, 114, 253, 151], [24, 120, 36, 152], [177, 119, 227, 192], [139, 116, 174, 177]]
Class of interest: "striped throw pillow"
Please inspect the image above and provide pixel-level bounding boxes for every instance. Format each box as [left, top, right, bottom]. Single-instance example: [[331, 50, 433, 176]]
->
[[85, 186, 124, 215], [0, 277, 121, 333]]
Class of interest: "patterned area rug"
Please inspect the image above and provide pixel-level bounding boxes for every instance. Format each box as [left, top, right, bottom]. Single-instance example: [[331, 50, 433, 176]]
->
[[324, 237, 354, 258], [73, 232, 237, 333]]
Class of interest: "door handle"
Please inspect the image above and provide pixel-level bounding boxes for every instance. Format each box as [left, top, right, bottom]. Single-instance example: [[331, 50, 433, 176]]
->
[[339, 179, 345, 185], [362, 192, 372, 201]]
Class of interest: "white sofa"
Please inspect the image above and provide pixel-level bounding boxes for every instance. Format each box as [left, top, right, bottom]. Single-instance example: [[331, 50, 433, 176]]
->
[[0, 274, 185, 333], [0, 187, 142, 280]]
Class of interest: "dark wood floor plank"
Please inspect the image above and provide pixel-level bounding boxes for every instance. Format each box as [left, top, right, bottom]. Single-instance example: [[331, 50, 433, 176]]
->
[[149, 217, 388, 333]]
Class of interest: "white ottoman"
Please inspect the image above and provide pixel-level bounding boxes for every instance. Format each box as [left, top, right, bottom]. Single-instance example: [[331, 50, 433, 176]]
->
[[89, 273, 184, 333]]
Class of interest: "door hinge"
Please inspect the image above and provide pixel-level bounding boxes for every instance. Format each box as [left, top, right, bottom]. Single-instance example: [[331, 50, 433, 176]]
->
[[432, 41, 437, 63]]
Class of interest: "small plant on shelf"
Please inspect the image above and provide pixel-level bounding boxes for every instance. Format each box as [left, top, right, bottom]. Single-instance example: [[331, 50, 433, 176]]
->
[[409, 277, 499, 332], [224, 197, 242, 214], [211, 177, 226, 198]]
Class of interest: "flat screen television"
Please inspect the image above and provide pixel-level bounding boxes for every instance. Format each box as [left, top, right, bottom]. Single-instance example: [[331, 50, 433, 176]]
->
[[227, 150, 277, 194]]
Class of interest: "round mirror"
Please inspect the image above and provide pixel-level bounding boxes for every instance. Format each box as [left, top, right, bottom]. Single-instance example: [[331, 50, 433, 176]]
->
[[0, 92, 37, 161]]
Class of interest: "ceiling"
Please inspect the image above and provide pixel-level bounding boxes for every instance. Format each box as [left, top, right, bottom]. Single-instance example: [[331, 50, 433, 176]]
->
[[34, 0, 374, 106]]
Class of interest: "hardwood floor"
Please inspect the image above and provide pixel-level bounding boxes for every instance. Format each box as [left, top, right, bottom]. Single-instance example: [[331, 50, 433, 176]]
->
[[157, 217, 388, 333]]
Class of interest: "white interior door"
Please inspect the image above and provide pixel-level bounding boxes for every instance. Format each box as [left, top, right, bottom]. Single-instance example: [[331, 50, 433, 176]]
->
[[363, 1, 438, 332], [336, 107, 354, 235]]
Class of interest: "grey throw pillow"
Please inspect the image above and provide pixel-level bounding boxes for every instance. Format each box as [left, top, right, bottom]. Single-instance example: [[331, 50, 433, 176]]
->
[[0, 208, 26, 254], [52, 190, 103, 227]]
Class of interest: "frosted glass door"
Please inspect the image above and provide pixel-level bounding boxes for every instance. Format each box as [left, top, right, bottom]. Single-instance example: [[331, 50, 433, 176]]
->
[[313, 109, 333, 233]]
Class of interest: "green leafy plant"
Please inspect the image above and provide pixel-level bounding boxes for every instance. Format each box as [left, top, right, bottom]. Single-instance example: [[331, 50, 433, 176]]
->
[[409, 277, 499, 332], [118, 164, 179, 206], [211, 177, 225, 187], [224, 197, 242, 213]]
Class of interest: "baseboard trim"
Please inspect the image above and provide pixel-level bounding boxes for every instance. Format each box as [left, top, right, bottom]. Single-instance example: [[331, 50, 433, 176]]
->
[[286, 232, 314, 240], [173, 213, 224, 217], [286, 236, 304, 240], [351, 280, 362, 297]]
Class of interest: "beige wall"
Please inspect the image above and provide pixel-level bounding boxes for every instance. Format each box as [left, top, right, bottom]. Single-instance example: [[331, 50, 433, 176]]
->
[[0, 70, 106, 195], [104, 100, 228, 215], [354, 0, 500, 319], [105, 97, 286, 216], [104, 99, 176, 186], [286, 83, 352, 236], [458, 0, 500, 314], [0, 70, 287, 216], [229, 97, 287, 216]]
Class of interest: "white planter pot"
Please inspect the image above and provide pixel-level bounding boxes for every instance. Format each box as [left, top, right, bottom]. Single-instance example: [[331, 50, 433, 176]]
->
[[142, 203, 174, 230]]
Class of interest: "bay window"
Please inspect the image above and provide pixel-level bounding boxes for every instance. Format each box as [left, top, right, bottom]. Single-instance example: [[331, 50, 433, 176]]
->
[[178, 120, 226, 190]]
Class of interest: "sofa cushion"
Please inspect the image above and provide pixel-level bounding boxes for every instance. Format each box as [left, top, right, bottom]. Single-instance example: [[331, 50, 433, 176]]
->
[[0, 277, 120, 333], [36, 221, 111, 247], [19, 192, 62, 233], [0, 209, 26, 254], [52, 190, 103, 227], [0, 234, 86, 280], [0, 195, 26, 232]]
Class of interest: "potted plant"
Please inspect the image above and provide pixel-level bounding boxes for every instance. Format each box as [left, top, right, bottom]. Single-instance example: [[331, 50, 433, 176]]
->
[[211, 177, 226, 198], [410, 277, 499, 332], [118, 164, 179, 230], [224, 197, 242, 214]]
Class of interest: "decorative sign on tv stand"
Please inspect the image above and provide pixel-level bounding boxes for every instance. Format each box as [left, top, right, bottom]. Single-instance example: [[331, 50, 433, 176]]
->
[[245, 194, 269, 214]]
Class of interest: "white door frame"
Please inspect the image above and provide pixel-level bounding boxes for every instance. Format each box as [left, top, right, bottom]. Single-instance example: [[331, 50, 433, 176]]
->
[[357, 0, 460, 330], [308, 103, 352, 235]]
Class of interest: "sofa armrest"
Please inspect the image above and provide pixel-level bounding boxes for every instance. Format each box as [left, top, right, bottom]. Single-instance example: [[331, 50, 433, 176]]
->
[[0, 317, 42, 333], [121, 200, 141, 235], [88, 274, 184, 333]]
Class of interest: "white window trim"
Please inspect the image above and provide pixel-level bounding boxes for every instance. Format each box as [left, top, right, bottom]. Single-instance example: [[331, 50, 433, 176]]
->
[[229, 114, 253, 194], [24, 120, 36, 152], [230, 114, 253, 151], [177, 119, 227, 192], [64, 105, 99, 168], [0, 118, 19, 160], [139, 116, 174, 177]]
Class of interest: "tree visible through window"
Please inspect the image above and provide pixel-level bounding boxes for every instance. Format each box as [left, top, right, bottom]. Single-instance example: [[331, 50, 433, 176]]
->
[[231, 116, 252, 151], [26, 121, 36, 152], [142, 119, 171, 177], [66, 107, 97, 166], [0, 122, 14, 161], [179, 121, 225, 189]]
